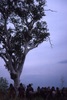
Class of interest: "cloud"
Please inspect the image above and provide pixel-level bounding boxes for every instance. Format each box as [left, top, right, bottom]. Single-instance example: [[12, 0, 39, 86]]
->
[[59, 60, 67, 64]]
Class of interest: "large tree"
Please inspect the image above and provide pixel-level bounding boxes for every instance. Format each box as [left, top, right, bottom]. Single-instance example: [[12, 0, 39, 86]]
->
[[0, 0, 49, 90]]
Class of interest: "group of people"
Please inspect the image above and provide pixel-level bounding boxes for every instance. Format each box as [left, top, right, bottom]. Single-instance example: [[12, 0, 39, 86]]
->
[[8, 83, 34, 99], [7, 83, 67, 100], [8, 83, 25, 99]]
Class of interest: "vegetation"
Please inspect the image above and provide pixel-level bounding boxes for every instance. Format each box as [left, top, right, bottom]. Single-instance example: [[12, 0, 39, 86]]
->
[[0, 77, 8, 92], [0, 0, 49, 90]]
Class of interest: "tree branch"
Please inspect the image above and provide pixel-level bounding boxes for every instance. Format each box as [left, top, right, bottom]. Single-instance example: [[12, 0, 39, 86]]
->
[[45, 9, 57, 12], [0, 53, 7, 63]]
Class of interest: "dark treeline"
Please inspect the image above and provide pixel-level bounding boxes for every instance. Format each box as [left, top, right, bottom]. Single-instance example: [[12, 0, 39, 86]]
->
[[0, 83, 67, 100]]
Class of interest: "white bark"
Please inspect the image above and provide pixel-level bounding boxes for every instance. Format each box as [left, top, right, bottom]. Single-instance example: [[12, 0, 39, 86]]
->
[[13, 55, 26, 92]]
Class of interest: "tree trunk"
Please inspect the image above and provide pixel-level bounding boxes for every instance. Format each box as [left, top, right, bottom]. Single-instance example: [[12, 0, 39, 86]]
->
[[10, 54, 26, 95], [14, 75, 20, 90], [10, 72, 20, 95], [14, 73, 20, 95]]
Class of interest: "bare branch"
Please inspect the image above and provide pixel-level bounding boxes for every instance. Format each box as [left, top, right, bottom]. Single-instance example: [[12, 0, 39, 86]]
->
[[48, 37, 53, 48], [45, 9, 57, 12]]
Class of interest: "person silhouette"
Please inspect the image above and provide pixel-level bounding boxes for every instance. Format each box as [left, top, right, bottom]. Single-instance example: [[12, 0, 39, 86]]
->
[[8, 83, 16, 99], [18, 83, 25, 99], [26, 84, 34, 100]]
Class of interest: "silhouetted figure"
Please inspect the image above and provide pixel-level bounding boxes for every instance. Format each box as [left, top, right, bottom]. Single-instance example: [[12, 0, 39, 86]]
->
[[51, 87, 56, 100], [26, 84, 34, 100], [8, 84, 16, 99], [56, 87, 61, 100], [46, 87, 55, 100], [37, 86, 41, 97], [18, 83, 25, 99]]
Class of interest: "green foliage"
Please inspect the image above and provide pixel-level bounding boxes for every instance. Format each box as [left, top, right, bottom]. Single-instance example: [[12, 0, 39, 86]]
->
[[0, 77, 8, 92]]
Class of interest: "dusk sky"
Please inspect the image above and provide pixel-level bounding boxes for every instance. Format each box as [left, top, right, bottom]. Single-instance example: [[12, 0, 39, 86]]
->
[[0, 0, 67, 89]]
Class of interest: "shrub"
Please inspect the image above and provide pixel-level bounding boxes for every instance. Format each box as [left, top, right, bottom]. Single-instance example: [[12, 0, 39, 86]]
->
[[0, 77, 8, 92]]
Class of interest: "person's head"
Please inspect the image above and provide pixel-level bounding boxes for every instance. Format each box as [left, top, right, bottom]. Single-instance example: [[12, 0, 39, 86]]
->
[[20, 83, 23, 87], [29, 83, 33, 87], [10, 83, 13, 87]]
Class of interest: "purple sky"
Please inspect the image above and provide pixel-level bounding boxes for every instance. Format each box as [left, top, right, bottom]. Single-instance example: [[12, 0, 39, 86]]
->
[[0, 0, 67, 89]]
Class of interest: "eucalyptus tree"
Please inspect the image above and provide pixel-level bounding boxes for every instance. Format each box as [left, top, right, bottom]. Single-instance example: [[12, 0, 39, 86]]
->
[[0, 0, 49, 89]]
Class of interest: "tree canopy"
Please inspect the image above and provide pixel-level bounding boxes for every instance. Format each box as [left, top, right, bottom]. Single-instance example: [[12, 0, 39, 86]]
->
[[0, 0, 50, 88]]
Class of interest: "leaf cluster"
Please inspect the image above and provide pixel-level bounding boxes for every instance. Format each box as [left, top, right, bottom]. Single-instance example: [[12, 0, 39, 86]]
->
[[0, 0, 49, 71]]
